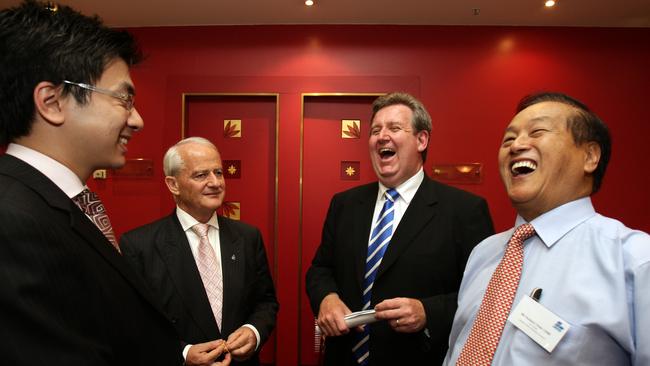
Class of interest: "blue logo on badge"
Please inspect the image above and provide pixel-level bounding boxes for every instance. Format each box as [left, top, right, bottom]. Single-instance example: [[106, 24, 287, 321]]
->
[[553, 321, 564, 332]]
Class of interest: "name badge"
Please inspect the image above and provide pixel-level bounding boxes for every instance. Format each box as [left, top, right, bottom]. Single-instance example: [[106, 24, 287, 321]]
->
[[507, 296, 570, 352]]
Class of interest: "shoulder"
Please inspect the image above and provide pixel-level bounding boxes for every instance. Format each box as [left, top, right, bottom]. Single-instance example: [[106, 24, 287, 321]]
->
[[424, 177, 486, 205], [331, 181, 377, 201], [121, 214, 176, 241], [218, 215, 260, 236], [587, 214, 650, 267], [465, 230, 513, 268]]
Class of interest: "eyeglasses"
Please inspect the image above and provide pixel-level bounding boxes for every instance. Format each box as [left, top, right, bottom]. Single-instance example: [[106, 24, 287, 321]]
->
[[62, 80, 135, 111]]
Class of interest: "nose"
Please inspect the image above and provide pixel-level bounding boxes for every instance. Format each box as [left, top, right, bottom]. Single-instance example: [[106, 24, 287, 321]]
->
[[376, 127, 391, 141], [127, 107, 144, 132], [206, 171, 223, 187], [510, 134, 530, 153]]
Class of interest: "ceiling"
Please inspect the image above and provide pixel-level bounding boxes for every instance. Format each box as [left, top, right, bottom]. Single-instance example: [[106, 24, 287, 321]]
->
[[1, 0, 649, 28]]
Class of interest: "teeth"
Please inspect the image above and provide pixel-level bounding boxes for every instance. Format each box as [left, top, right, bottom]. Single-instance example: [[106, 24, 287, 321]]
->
[[379, 148, 394, 153], [119, 137, 128, 145], [511, 160, 537, 173]]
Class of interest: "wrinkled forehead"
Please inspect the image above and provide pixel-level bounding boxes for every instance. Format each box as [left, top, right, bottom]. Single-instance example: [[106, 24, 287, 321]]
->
[[179, 144, 221, 167], [506, 101, 574, 131]]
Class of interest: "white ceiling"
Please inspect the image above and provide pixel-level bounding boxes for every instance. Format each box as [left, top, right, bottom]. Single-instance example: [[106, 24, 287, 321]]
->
[[1, 0, 649, 27]]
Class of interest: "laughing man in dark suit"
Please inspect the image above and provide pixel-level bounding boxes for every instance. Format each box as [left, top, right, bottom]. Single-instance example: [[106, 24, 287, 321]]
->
[[120, 137, 278, 366], [306, 92, 494, 366]]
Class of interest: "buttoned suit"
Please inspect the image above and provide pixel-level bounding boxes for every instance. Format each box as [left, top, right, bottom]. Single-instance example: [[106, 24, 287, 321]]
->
[[306, 175, 494, 365], [120, 212, 278, 366], [0, 154, 182, 365]]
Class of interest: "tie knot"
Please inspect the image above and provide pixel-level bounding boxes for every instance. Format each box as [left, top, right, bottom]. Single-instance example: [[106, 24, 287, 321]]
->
[[192, 223, 210, 238], [513, 223, 535, 241], [73, 188, 103, 215], [384, 188, 399, 202]]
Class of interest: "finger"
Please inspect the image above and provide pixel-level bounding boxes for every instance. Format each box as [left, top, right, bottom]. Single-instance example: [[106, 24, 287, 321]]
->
[[227, 329, 243, 343], [231, 340, 253, 356], [374, 297, 403, 311], [317, 317, 333, 336], [226, 335, 246, 350], [374, 307, 403, 320], [334, 314, 350, 334], [205, 344, 225, 359]]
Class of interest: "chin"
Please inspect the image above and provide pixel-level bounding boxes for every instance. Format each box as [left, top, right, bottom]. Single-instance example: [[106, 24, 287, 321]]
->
[[107, 156, 127, 169]]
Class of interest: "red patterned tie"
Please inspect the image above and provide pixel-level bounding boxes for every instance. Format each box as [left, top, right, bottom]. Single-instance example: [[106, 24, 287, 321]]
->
[[191, 223, 223, 329], [457, 223, 536, 365], [72, 189, 120, 253]]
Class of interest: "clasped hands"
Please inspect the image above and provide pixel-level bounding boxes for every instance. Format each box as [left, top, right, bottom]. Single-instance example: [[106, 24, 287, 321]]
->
[[185, 326, 257, 366], [317, 293, 426, 337]]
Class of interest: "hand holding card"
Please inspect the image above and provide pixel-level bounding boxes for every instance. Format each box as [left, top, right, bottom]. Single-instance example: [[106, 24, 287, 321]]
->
[[344, 309, 379, 328]]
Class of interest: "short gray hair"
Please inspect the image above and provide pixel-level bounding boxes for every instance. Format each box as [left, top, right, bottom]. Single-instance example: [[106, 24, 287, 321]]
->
[[163, 137, 217, 176]]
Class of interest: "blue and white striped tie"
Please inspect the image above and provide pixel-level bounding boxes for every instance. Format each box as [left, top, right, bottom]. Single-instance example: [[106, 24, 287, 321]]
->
[[353, 188, 399, 365]]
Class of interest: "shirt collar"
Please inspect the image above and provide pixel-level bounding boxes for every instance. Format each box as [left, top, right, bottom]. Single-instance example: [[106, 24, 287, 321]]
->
[[515, 197, 596, 248], [6, 143, 85, 198], [377, 168, 424, 204], [176, 206, 219, 233]]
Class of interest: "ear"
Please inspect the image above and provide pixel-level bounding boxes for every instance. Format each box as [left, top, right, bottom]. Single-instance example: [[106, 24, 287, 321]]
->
[[33, 81, 66, 126], [583, 142, 601, 174], [164, 176, 180, 196], [416, 130, 430, 153]]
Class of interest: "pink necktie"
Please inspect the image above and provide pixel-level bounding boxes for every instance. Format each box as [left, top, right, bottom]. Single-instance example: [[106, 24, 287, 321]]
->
[[457, 223, 536, 365], [191, 223, 223, 329], [73, 189, 120, 253]]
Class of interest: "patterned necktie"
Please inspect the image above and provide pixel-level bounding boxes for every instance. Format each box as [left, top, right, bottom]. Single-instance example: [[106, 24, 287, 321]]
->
[[456, 223, 536, 366], [191, 223, 223, 330], [353, 188, 400, 366], [72, 188, 120, 253]]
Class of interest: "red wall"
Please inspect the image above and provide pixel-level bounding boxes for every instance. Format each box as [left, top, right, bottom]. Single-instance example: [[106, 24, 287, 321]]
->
[[85, 25, 648, 365]]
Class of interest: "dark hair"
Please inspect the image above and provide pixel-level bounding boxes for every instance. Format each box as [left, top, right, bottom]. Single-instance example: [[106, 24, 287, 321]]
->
[[517, 92, 611, 194], [371, 92, 432, 162], [0, 0, 142, 145]]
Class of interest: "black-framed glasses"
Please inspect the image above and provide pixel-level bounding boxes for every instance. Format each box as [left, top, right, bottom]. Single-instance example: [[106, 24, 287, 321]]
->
[[63, 80, 135, 111]]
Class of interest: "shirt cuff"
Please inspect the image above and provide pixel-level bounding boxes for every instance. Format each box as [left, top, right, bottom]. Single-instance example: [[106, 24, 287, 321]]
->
[[242, 324, 261, 351], [182, 344, 192, 360]]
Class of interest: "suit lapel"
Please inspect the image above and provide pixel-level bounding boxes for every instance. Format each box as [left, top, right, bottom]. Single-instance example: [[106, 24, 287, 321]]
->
[[0, 155, 168, 317], [156, 215, 221, 339], [354, 184, 380, 290], [376, 177, 438, 280], [217, 217, 243, 336]]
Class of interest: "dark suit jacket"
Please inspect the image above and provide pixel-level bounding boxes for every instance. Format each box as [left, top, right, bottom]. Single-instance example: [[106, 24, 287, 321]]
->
[[0, 154, 182, 365], [306, 175, 494, 366], [120, 212, 278, 366]]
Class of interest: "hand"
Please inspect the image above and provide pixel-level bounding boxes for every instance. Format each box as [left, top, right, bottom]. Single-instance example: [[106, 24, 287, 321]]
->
[[316, 293, 352, 337], [225, 326, 257, 361], [212, 352, 231, 366], [374, 297, 426, 333], [185, 340, 229, 366]]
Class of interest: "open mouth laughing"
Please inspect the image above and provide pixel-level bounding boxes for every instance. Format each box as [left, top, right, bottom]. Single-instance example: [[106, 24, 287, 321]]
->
[[379, 147, 396, 159], [511, 159, 537, 176]]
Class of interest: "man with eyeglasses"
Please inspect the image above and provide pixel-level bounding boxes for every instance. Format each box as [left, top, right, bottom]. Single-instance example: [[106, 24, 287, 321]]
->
[[0, 2, 186, 365]]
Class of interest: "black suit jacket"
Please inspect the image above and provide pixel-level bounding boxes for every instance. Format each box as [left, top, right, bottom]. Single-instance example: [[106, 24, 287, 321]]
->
[[120, 212, 278, 366], [306, 175, 494, 366], [0, 154, 182, 365]]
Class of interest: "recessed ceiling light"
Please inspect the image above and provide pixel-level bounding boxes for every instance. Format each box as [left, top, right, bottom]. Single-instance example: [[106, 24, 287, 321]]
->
[[305, 0, 314, 6], [545, 0, 556, 7]]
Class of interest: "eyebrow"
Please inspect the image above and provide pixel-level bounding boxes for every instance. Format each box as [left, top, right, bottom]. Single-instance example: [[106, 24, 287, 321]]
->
[[504, 116, 551, 133], [117, 81, 135, 95]]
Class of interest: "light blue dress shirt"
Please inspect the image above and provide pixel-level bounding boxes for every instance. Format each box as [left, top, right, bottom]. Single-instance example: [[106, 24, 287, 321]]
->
[[444, 197, 650, 365]]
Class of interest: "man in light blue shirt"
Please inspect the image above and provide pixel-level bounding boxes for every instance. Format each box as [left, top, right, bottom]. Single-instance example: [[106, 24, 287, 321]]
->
[[444, 92, 650, 365]]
